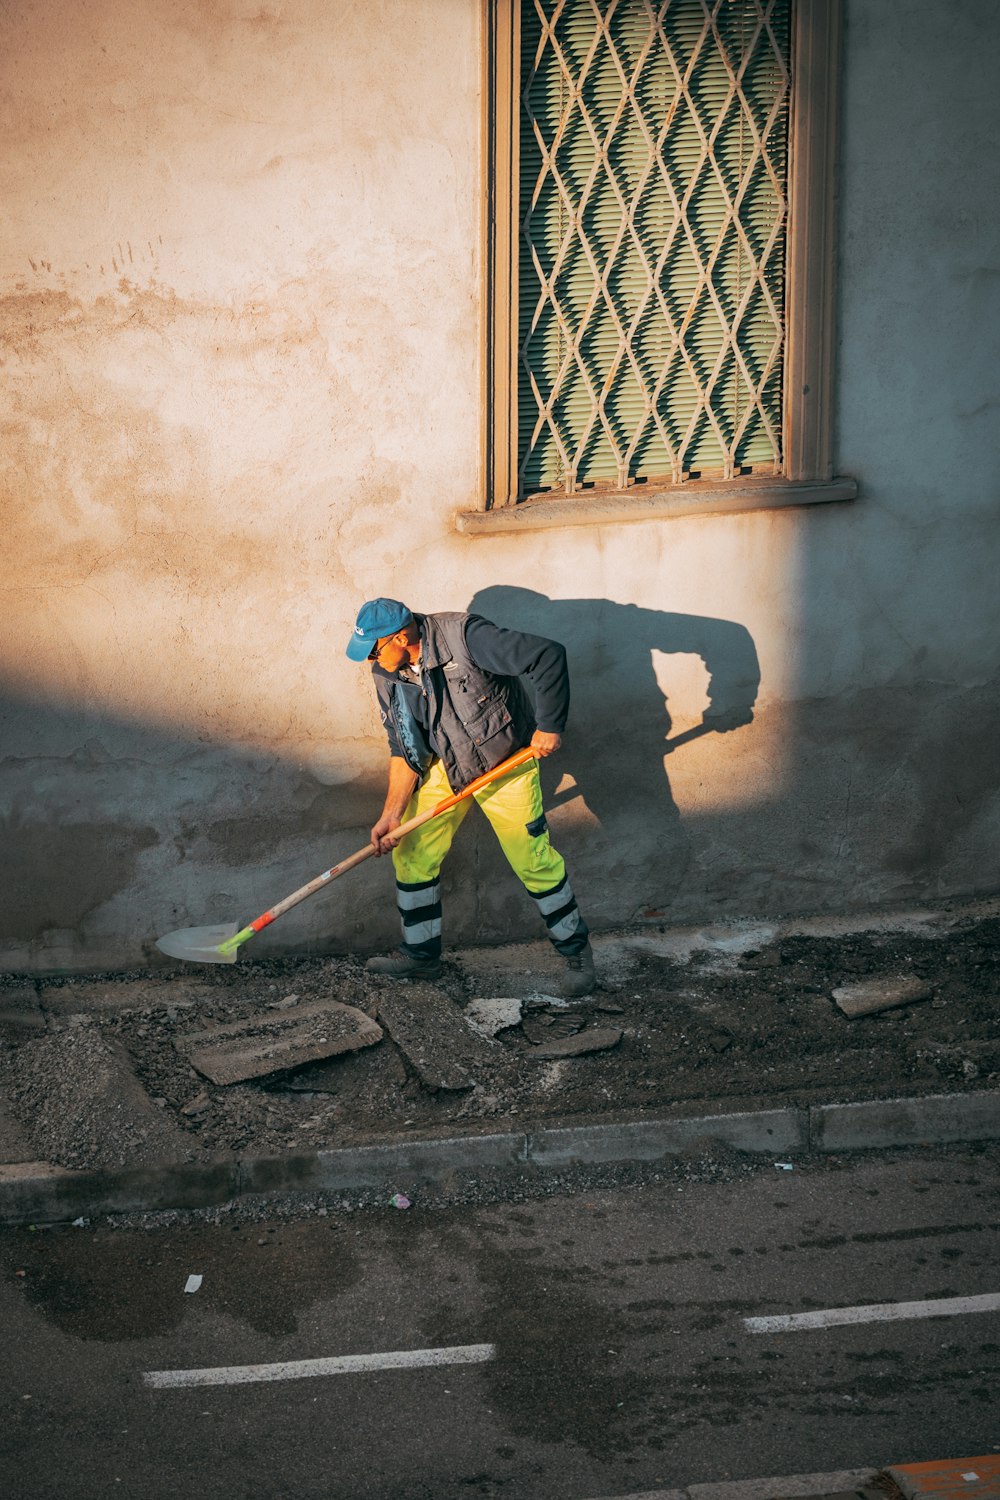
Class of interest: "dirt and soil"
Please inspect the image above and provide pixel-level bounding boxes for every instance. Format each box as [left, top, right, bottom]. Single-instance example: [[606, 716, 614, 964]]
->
[[1, 904, 997, 1173]]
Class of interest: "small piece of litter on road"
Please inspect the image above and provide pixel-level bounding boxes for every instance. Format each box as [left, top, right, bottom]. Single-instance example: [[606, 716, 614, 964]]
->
[[71, 1216, 90, 1228], [184, 1275, 203, 1294], [963, 1476, 980, 1483], [774, 1162, 794, 1170], [391, 1194, 411, 1210]]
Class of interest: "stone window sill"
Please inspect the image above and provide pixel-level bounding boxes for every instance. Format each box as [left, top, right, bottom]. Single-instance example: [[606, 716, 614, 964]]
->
[[455, 477, 858, 535]]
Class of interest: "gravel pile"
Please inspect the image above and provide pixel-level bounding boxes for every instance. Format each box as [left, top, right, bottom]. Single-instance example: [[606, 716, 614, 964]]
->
[[3, 1024, 199, 1170]]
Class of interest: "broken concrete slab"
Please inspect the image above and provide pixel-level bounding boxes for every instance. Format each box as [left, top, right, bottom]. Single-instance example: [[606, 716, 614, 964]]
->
[[522, 1013, 584, 1045], [175, 1001, 382, 1085], [4, 1025, 196, 1170], [528, 1026, 623, 1060], [832, 975, 932, 1018], [464, 996, 522, 1038], [377, 986, 494, 1092], [0, 985, 46, 1045]]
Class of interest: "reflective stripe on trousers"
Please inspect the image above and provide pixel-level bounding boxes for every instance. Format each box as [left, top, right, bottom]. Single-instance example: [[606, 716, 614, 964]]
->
[[394, 876, 442, 955], [391, 757, 588, 959]]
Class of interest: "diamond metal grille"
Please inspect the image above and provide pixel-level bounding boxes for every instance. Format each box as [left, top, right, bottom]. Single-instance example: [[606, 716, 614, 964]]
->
[[517, 0, 791, 496]]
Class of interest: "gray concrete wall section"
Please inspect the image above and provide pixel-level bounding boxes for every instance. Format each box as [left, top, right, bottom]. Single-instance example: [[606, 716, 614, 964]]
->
[[789, 0, 1000, 914], [1, 0, 998, 971]]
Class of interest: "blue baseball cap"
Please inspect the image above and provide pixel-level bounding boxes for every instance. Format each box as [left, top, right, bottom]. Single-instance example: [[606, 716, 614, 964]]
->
[[346, 598, 413, 661]]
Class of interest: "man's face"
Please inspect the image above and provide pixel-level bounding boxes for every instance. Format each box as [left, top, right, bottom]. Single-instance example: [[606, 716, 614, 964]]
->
[[369, 631, 412, 674]]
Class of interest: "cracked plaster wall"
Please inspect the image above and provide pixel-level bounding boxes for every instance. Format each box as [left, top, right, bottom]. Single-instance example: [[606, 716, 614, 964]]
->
[[1, 0, 998, 971]]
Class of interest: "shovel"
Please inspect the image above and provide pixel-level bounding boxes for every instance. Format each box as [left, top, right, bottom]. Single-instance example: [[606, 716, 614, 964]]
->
[[156, 746, 537, 965]]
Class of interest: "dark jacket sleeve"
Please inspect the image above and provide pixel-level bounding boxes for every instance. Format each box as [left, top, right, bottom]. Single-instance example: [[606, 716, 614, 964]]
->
[[464, 615, 570, 733], [373, 668, 404, 759]]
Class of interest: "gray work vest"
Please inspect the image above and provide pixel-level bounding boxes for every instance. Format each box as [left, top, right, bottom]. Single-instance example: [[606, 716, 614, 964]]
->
[[386, 612, 535, 791]]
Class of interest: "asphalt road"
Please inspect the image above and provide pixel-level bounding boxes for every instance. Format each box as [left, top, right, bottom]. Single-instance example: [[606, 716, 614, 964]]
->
[[3, 1145, 999, 1500]]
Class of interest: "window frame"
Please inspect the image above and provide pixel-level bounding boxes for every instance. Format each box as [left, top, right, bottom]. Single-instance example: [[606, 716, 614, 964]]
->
[[461, 0, 856, 535]]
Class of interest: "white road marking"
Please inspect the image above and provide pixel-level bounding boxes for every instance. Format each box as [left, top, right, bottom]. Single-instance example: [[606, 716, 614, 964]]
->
[[744, 1290, 1000, 1333], [144, 1342, 495, 1389]]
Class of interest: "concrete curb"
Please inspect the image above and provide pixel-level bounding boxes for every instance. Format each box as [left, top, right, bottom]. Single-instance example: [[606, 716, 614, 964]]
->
[[1, 1088, 997, 1226], [811, 1091, 1000, 1151]]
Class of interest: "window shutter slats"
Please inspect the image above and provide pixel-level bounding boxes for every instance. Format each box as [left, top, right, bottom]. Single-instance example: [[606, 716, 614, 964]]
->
[[517, 0, 792, 495]]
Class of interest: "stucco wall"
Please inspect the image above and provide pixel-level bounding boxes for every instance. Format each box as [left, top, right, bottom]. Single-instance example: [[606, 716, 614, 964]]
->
[[2, 0, 998, 972]]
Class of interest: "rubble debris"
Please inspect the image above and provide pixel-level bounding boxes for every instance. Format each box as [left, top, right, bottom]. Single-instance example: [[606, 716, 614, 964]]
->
[[0, 1091, 34, 1166], [280, 1041, 409, 1095], [0, 986, 46, 1045], [742, 947, 782, 969], [1, 909, 996, 1173], [5, 1026, 196, 1170], [832, 975, 933, 1018], [377, 986, 493, 1092], [464, 996, 522, 1038], [175, 1000, 382, 1085], [527, 1026, 623, 1060], [181, 1090, 211, 1117], [42, 978, 211, 1016], [523, 993, 570, 1010]]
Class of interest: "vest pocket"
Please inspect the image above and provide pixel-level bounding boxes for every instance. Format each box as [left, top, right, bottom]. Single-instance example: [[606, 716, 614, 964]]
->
[[463, 698, 513, 747]]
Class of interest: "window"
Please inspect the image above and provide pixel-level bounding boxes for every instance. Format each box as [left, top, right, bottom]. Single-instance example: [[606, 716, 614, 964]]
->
[[462, 0, 855, 533]]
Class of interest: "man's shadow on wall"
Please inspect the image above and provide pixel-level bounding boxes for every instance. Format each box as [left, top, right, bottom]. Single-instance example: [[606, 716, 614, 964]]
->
[[467, 586, 761, 920]]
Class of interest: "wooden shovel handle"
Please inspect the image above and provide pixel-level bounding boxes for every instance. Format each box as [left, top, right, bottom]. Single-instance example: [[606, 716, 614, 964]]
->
[[247, 746, 537, 934]]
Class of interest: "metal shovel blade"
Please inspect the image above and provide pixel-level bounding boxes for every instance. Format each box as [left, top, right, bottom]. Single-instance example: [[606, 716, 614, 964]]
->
[[155, 922, 240, 964]]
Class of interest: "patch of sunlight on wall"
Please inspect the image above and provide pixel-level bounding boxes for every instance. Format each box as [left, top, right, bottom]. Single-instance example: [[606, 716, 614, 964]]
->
[[648, 639, 787, 817]]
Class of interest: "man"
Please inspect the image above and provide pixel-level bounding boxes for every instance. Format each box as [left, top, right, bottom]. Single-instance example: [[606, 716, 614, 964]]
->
[[346, 598, 594, 997]]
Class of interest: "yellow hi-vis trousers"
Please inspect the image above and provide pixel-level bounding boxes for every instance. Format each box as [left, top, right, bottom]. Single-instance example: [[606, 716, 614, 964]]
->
[[391, 756, 588, 960]]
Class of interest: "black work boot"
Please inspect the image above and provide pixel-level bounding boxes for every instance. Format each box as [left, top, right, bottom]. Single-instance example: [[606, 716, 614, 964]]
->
[[365, 950, 443, 981], [559, 941, 595, 998]]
